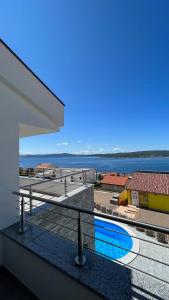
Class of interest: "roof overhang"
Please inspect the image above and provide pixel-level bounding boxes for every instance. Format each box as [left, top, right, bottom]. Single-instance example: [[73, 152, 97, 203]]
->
[[0, 39, 64, 137]]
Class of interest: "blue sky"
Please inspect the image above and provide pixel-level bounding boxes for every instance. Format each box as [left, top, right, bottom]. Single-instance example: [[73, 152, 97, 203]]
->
[[0, 0, 169, 154]]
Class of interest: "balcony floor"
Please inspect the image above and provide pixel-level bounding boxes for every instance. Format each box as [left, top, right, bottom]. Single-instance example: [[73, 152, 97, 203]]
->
[[20, 177, 83, 197], [2, 220, 169, 300]]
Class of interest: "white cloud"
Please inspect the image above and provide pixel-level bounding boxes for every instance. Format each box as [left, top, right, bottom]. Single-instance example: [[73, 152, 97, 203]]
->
[[95, 148, 104, 153], [112, 147, 122, 152], [57, 142, 69, 146]]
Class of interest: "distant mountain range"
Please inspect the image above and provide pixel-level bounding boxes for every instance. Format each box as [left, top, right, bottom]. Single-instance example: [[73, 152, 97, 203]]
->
[[20, 150, 169, 159]]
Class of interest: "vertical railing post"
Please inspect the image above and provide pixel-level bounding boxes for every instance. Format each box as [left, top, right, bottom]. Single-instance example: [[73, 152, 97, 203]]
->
[[74, 212, 86, 266], [29, 186, 32, 215], [60, 169, 63, 182], [19, 196, 26, 233], [84, 171, 87, 187], [64, 177, 67, 196], [82, 171, 85, 185]]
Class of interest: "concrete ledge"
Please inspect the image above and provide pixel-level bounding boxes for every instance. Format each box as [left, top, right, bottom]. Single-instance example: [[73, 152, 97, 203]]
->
[[3, 235, 103, 300]]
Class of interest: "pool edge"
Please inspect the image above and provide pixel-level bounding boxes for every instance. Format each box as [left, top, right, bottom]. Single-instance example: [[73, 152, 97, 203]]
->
[[95, 216, 140, 265]]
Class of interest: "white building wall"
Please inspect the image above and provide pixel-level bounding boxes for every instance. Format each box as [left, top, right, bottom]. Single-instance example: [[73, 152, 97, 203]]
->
[[0, 40, 64, 267], [0, 88, 19, 230], [0, 79, 55, 231], [0, 47, 64, 231]]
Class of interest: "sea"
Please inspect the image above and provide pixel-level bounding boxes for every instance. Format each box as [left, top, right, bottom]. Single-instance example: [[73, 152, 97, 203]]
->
[[19, 156, 169, 174]]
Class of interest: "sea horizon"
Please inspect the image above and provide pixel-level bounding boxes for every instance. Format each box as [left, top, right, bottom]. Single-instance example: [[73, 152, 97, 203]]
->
[[19, 155, 169, 173]]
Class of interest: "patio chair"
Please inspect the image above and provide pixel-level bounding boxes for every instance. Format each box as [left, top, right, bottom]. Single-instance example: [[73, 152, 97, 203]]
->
[[136, 226, 145, 232], [101, 205, 106, 213], [145, 229, 155, 237], [156, 232, 168, 244], [96, 203, 101, 210], [106, 207, 112, 215]]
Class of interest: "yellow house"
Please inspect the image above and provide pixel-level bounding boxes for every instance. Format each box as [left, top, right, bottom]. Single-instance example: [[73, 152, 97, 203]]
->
[[119, 189, 128, 205], [126, 172, 169, 213]]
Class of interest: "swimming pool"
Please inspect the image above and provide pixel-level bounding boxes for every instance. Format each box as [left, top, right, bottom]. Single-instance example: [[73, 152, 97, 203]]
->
[[95, 217, 138, 263]]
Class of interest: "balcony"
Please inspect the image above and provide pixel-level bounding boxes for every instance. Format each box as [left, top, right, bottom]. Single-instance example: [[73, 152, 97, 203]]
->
[[19, 167, 96, 197], [1, 179, 169, 300]]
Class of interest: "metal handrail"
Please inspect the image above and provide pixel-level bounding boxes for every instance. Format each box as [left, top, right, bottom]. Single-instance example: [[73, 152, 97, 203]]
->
[[20, 197, 169, 249], [20, 168, 95, 189], [15, 189, 169, 278], [14, 189, 169, 284], [22, 205, 169, 268], [14, 191, 169, 234]]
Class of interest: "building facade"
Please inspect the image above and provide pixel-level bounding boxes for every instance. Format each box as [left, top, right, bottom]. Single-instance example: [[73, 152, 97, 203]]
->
[[127, 172, 169, 213], [101, 174, 129, 193]]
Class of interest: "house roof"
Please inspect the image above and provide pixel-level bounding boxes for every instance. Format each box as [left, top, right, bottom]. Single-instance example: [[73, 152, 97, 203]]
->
[[127, 172, 169, 195], [101, 174, 128, 186], [35, 163, 56, 169]]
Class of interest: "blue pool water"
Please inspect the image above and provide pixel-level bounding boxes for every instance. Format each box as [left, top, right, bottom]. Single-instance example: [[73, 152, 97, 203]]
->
[[95, 218, 133, 260]]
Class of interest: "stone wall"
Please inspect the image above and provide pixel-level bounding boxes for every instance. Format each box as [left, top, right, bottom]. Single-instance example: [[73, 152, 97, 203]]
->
[[30, 185, 95, 250], [61, 185, 94, 248], [62, 185, 94, 210]]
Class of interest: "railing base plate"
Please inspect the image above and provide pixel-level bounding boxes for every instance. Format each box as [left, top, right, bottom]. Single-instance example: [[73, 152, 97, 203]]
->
[[74, 255, 86, 266], [18, 227, 27, 234]]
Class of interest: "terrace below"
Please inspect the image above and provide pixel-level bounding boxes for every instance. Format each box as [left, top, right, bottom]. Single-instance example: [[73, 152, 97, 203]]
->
[[1, 180, 169, 300]]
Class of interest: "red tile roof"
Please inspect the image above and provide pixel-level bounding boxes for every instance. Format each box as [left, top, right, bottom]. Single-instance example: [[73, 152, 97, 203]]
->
[[35, 163, 56, 169], [101, 175, 128, 186], [127, 172, 169, 195]]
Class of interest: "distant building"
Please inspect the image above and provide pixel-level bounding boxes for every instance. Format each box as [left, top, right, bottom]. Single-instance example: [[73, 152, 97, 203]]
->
[[63, 168, 96, 184], [127, 172, 169, 213], [35, 163, 57, 169], [35, 163, 57, 178], [101, 172, 117, 177], [101, 174, 129, 192]]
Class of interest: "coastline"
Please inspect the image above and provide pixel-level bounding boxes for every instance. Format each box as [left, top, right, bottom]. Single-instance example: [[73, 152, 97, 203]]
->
[[20, 150, 169, 159]]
